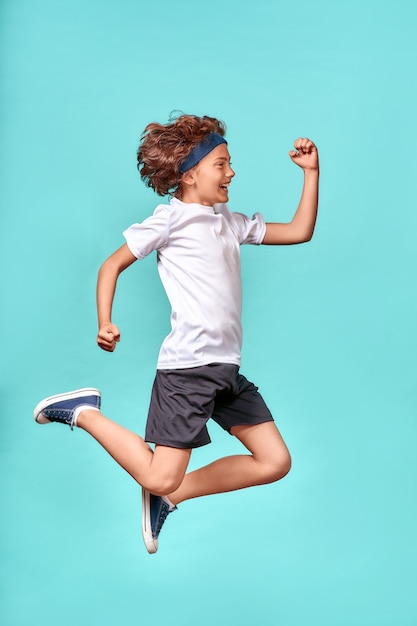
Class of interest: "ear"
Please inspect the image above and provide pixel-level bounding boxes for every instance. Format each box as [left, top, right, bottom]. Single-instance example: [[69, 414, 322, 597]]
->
[[181, 168, 197, 187]]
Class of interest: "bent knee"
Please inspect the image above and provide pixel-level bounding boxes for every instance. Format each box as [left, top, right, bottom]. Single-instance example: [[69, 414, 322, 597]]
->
[[279, 451, 292, 478], [144, 476, 182, 497], [263, 451, 292, 484]]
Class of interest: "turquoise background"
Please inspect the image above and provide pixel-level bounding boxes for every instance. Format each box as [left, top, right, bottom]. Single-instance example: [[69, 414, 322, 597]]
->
[[1, 0, 416, 624]]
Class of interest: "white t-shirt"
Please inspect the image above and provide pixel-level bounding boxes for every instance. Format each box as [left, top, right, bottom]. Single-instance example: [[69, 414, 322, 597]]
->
[[123, 197, 266, 369]]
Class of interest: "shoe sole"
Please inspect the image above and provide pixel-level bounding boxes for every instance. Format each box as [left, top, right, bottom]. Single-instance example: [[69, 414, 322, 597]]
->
[[142, 488, 158, 554], [33, 388, 100, 424]]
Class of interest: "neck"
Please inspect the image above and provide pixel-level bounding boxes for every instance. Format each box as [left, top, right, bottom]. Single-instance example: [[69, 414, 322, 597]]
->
[[179, 189, 212, 206]]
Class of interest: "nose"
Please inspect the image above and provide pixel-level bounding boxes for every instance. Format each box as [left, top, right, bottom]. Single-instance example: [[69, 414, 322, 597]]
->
[[227, 165, 235, 178]]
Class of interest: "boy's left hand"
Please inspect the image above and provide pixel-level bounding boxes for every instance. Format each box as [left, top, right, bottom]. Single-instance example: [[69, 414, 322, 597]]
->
[[289, 138, 319, 171]]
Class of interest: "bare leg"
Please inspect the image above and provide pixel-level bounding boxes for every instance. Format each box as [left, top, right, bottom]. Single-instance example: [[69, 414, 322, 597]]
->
[[168, 422, 291, 505], [76, 409, 191, 495]]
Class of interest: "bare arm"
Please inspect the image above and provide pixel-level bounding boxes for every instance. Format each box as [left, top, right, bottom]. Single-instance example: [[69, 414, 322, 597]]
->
[[96, 243, 137, 352], [262, 138, 319, 245]]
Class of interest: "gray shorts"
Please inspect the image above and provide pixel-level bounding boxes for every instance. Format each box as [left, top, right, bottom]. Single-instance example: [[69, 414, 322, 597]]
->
[[145, 363, 274, 449]]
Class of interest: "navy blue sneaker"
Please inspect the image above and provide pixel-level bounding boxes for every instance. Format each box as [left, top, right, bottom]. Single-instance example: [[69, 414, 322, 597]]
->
[[33, 388, 101, 429], [142, 488, 177, 554]]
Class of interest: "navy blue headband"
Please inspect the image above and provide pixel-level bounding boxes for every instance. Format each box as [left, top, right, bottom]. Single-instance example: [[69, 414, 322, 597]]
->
[[179, 132, 227, 174]]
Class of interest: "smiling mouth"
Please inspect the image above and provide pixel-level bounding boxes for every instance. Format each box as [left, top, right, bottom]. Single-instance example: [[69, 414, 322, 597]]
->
[[219, 183, 230, 190]]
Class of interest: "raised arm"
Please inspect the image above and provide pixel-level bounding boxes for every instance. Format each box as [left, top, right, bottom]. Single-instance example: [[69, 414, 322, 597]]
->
[[96, 243, 137, 352], [262, 138, 319, 245]]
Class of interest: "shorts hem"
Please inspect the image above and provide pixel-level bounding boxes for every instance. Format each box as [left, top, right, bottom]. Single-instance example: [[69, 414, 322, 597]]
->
[[224, 415, 274, 434], [144, 437, 211, 450]]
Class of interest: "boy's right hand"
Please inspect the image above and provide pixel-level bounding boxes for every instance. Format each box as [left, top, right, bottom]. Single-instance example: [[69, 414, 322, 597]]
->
[[97, 324, 121, 352]]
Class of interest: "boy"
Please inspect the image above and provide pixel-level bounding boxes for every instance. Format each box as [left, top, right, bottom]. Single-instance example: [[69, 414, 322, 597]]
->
[[34, 114, 319, 554]]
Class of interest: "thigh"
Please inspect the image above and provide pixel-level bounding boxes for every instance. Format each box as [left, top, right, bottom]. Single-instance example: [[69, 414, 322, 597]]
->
[[212, 371, 274, 432], [149, 444, 192, 493], [145, 367, 224, 449], [231, 421, 290, 463]]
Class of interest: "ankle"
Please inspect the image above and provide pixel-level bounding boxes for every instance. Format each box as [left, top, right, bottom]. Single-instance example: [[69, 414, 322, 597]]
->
[[165, 493, 178, 507], [75, 406, 100, 428]]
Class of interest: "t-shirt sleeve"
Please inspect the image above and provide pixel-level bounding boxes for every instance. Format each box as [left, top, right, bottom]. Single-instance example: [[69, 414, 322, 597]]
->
[[231, 211, 266, 245], [123, 205, 170, 259]]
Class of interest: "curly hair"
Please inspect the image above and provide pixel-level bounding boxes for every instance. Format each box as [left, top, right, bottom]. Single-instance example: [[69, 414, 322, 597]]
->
[[137, 113, 226, 197]]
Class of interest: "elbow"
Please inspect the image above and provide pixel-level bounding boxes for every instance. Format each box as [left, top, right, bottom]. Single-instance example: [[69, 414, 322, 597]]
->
[[98, 258, 111, 277], [301, 231, 314, 243], [98, 257, 120, 281], [293, 229, 314, 244], [289, 219, 317, 244], [293, 214, 317, 244], [298, 220, 317, 243]]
